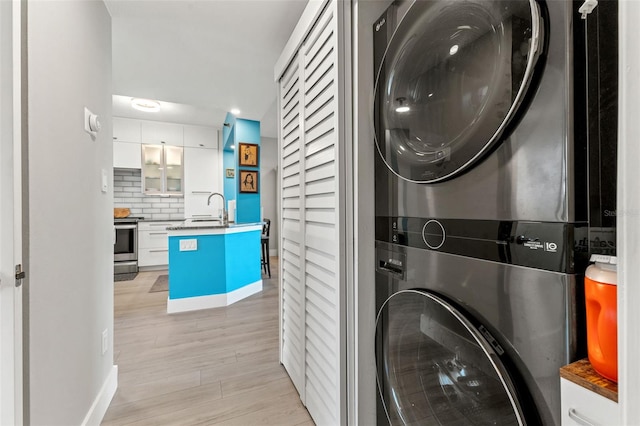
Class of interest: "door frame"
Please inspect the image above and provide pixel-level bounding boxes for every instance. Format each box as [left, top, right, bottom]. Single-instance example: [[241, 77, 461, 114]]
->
[[0, 0, 24, 424], [618, 1, 640, 422]]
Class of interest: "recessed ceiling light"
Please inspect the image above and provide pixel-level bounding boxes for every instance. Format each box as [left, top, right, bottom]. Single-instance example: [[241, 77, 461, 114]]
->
[[230, 108, 240, 115], [131, 98, 161, 112]]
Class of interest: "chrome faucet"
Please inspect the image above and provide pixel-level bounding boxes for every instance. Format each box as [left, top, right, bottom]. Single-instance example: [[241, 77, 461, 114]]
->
[[207, 192, 228, 226]]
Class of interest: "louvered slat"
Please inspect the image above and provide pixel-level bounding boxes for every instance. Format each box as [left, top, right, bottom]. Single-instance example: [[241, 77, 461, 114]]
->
[[305, 129, 334, 158], [305, 145, 335, 171], [304, 177, 335, 196], [305, 118, 335, 146], [305, 193, 336, 209]]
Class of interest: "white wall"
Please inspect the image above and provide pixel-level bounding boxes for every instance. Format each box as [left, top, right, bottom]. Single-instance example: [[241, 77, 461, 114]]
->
[[27, 2, 114, 424], [261, 136, 278, 254]]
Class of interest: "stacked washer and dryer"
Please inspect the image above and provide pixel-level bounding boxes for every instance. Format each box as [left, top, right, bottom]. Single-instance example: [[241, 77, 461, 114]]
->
[[372, 0, 614, 424]]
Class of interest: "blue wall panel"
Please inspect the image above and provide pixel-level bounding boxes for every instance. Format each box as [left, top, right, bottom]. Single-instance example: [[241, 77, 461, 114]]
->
[[225, 230, 262, 292], [236, 196, 261, 223], [223, 150, 236, 202], [235, 118, 261, 223], [168, 235, 227, 299], [168, 229, 262, 300], [220, 114, 261, 224], [222, 112, 236, 150], [236, 119, 260, 144]]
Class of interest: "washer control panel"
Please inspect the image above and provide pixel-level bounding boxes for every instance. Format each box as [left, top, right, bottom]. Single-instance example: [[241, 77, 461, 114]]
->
[[376, 216, 588, 274], [422, 219, 445, 250]]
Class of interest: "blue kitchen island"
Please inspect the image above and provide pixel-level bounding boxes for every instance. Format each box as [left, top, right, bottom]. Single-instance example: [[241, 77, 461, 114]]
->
[[165, 220, 263, 314]]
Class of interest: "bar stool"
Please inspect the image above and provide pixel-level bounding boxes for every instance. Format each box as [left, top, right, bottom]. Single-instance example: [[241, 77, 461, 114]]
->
[[261, 219, 271, 278]]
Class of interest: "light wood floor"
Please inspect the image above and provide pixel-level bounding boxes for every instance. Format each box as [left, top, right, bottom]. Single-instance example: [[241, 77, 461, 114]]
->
[[102, 258, 314, 426]]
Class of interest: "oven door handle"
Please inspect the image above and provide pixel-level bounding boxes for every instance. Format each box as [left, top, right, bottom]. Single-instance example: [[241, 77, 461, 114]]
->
[[115, 224, 137, 230]]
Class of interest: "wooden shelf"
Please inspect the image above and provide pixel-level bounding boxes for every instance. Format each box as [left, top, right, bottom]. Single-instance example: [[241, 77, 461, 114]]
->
[[560, 358, 618, 402]]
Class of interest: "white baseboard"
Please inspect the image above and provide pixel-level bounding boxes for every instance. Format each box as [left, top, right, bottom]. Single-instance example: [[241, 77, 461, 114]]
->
[[167, 280, 263, 314], [81, 364, 117, 426], [138, 265, 168, 272]]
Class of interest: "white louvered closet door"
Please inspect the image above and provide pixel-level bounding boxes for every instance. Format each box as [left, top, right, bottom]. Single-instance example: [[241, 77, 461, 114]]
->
[[279, 1, 345, 425], [280, 51, 305, 397], [301, 2, 342, 424]]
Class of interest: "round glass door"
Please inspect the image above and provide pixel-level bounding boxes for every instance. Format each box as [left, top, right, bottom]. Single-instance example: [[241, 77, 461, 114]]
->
[[375, 290, 525, 425], [374, 0, 543, 183]]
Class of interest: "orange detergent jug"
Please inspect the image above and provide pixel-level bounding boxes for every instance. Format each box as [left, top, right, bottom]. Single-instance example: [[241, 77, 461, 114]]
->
[[584, 254, 618, 382]]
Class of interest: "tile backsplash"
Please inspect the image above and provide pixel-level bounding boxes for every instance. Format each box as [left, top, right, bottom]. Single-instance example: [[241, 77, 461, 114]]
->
[[114, 168, 184, 220]]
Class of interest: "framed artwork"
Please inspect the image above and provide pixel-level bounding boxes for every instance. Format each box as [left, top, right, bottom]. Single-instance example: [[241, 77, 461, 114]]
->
[[239, 170, 259, 193], [238, 142, 259, 167], [225, 168, 235, 178]]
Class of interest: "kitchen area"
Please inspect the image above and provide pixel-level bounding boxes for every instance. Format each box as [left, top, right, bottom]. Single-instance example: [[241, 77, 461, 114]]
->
[[112, 110, 272, 312]]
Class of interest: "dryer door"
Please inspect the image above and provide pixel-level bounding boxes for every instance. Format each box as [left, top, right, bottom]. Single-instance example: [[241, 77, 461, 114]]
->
[[374, 0, 543, 183], [375, 290, 526, 425]]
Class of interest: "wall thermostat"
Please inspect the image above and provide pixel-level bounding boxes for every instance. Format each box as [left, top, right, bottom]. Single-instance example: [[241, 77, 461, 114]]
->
[[84, 107, 101, 138]]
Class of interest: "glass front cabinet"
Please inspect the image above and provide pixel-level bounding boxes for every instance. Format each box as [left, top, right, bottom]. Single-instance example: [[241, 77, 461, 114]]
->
[[142, 144, 183, 195]]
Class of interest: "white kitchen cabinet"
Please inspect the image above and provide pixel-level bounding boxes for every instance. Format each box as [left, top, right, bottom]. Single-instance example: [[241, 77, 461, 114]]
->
[[138, 220, 182, 268], [141, 121, 183, 146], [142, 144, 184, 195], [183, 146, 222, 218], [113, 141, 141, 169], [560, 378, 619, 425], [183, 124, 219, 149], [113, 117, 142, 168], [113, 117, 141, 143]]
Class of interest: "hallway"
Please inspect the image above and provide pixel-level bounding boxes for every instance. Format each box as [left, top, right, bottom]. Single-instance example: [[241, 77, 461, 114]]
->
[[102, 258, 313, 425]]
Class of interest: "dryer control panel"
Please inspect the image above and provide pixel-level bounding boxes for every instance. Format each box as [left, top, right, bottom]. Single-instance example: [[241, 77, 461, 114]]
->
[[376, 216, 589, 274]]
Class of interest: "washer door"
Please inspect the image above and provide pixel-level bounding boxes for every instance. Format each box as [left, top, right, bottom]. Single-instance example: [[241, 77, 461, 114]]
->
[[375, 290, 525, 425], [374, 0, 543, 183]]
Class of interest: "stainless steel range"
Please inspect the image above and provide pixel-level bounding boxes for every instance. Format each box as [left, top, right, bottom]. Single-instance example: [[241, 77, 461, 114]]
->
[[114, 217, 142, 277]]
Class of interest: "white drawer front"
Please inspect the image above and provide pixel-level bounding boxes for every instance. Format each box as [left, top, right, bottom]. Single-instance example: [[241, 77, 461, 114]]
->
[[560, 378, 619, 426], [138, 247, 169, 267], [138, 221, 182, 231], [139, 230, 170, 249]]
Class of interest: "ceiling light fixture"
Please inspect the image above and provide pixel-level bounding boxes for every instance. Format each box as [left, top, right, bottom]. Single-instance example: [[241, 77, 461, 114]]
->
[[230, 108, 241, 115], [131, 98, 161, 112]]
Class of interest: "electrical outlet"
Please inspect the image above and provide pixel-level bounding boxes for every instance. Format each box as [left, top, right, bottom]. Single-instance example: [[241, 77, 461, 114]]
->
[[102, 329, 108, 355], [179, 239, 198, 251]]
